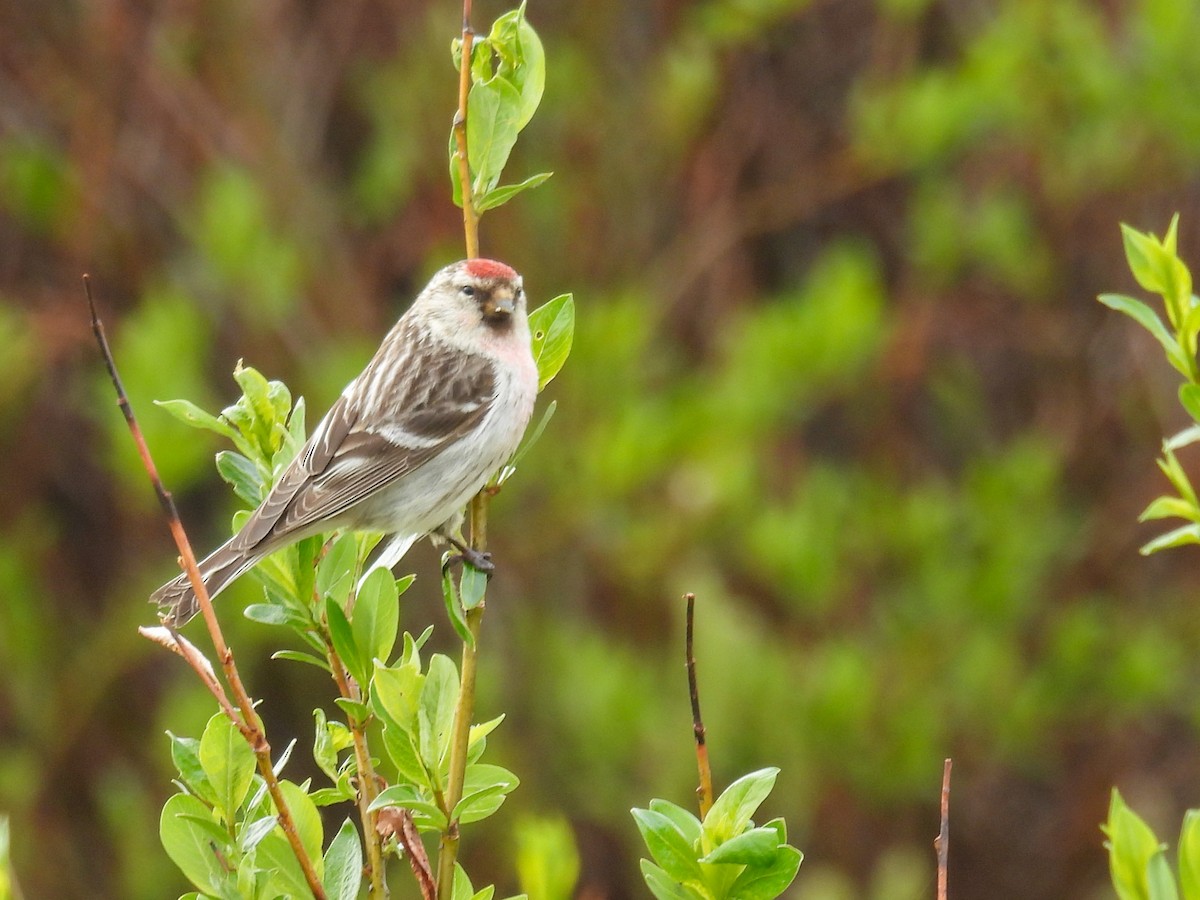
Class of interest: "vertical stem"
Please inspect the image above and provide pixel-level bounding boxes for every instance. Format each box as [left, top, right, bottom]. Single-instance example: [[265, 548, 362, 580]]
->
[[936, 758, 952, 900], [453, 0, 478, 259], [436, 605, 484, 900], [685, 593, 714, 818]]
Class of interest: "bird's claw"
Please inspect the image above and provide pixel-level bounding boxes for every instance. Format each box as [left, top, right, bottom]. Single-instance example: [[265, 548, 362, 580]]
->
[[441, 537, 495, 577]]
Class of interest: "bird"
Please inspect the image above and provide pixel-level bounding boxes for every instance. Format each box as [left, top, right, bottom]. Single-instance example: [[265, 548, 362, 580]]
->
[[151, 257, 539, 627]]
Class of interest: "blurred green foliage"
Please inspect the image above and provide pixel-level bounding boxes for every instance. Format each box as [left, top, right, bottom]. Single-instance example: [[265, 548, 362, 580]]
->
[[5, 0, 1200, 898]]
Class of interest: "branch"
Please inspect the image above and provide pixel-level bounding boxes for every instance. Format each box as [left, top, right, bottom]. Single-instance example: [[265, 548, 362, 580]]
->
[[84, 276, 327, 900], [685, 593, 714, 817], [453, 0, 478, 259], [936, 758, 952, 900]]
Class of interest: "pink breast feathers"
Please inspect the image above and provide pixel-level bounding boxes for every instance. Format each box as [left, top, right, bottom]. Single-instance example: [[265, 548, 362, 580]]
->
[[465, 258, 519, 281]]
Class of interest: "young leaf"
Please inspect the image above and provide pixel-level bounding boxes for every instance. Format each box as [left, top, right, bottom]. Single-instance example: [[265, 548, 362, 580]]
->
[[1181, 384, 1200, 425], [154, 398, 240, 443], [1103, 788, 1167, 900], [1097, 294, 1189, 377], [198, 712, 256, 825], [1140, 523, 1200, 556], [372, 658, 423, 727], [455, 763, 520, 824], [441, 559, 473, 646], [631, 807, 704, 884], [702, 767, 780, 847], [725, 845, 803, 900], [529, 294, 574, 391], [460, 562, 488, 611], [1148, 850, 1181, 900], [648, 799, 702, 848], [699, 826, 780, 866], [488, 3, 546, 130], [1139, 496, 1200, 524], [421, 653, 461, 769], [475, 171, 553, 213], [322, 819, 363, 900], [317, 534, 358, 606], [1178, 809, 1200, 900]]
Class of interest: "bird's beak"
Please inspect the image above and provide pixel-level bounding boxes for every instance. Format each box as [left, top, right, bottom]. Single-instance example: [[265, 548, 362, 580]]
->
[[485, 290, 516, 320]]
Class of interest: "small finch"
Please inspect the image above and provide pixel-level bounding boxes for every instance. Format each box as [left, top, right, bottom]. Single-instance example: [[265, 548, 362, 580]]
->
[[151, 258, 539, 627]]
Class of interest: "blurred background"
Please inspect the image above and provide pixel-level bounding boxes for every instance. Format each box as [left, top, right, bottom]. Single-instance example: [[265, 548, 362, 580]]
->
[[3, 0, 1200, 897]]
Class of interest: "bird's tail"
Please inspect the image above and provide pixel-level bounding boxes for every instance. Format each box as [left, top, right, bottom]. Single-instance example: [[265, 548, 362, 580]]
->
[[150, 540, 258, 627]]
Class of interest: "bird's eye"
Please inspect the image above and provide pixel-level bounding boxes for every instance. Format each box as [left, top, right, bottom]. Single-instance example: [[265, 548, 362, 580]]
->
[[460, 285, 476, 297]]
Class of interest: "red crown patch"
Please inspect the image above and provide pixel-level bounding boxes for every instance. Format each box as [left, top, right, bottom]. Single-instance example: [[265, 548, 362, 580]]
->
[[465, 258, 518, 281]]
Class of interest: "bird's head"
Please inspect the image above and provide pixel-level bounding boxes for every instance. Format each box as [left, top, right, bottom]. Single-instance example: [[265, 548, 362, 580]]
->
[[424, 258, 526, 333]]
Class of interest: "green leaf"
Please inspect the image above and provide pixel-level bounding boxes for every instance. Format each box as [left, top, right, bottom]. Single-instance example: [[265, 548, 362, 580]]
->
[[468, 713, 505, 750], [726, 845, 803, 900], [460, 561, 488, 611], [1178, 809, 1200, 900], [703, 767, 779, 847], [455, 763, 520, 824], [160, 793, 230, 896], [421, 653, 460, 770], [271, 649, 332, 672], [352, 567, 400, 668], [322, 819, 363, 900], [1104, 788, 1167, 900], [1140, 523, 1200, 556], [638, 859, 700, 900], [154, 398, 240, 443], [700, 826, 780, 866], [372, 658, 423, 728], [632, 808, 703, 884], [312, 708, 339, 783], [1148, 850, 1181, 900], [245, 602, 307, 628], [1121, 225, 1171, 297], [648, 800, 703, 849], [515, 814, 580, 900], [475, 171, 553, 213], [198, 713, 256, 825], [1182, 385, 1200, 424], [381, 721, 429, 787], [257, 830, 315, 899], [168, 733, 218, 807], [238, 815, 277, 854], [333, 697, 371, 725], [1158, 448, 1199, 508], [488, 3, 546, 130], [1098, 294, 1189, 376], [317, 534, 358, 606], [441, 559, 474, 646], [326, 595, 366, 688], [528, 294, 574, 391], [1139, 496, 1200, 524], [215, 450, 265, 506]]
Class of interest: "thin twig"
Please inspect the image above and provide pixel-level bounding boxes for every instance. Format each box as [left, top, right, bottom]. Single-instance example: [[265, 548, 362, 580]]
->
[[452, 0, 478, 259], [436, 604, 483, 900], [85, 276, 327, 900], [936, 758, 952, 900], [685, 593, 714, 818]]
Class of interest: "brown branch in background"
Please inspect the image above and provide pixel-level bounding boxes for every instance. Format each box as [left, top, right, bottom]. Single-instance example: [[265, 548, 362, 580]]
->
[[686, 593, 714, 818], [936, 758, 952, 900], [453, 0, 478, 259], [84, 276, 328, 900]]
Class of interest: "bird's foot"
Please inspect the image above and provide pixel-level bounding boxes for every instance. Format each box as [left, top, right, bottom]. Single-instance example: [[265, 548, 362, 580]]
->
[[441, 535, 495, 577]]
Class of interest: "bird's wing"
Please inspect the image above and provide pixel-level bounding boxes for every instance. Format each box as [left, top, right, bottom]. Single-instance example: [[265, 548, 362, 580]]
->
[[231, 349, 496, 552]]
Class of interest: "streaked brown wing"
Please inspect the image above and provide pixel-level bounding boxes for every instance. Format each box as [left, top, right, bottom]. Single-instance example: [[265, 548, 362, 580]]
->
[[231, 349, 495, 553]]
